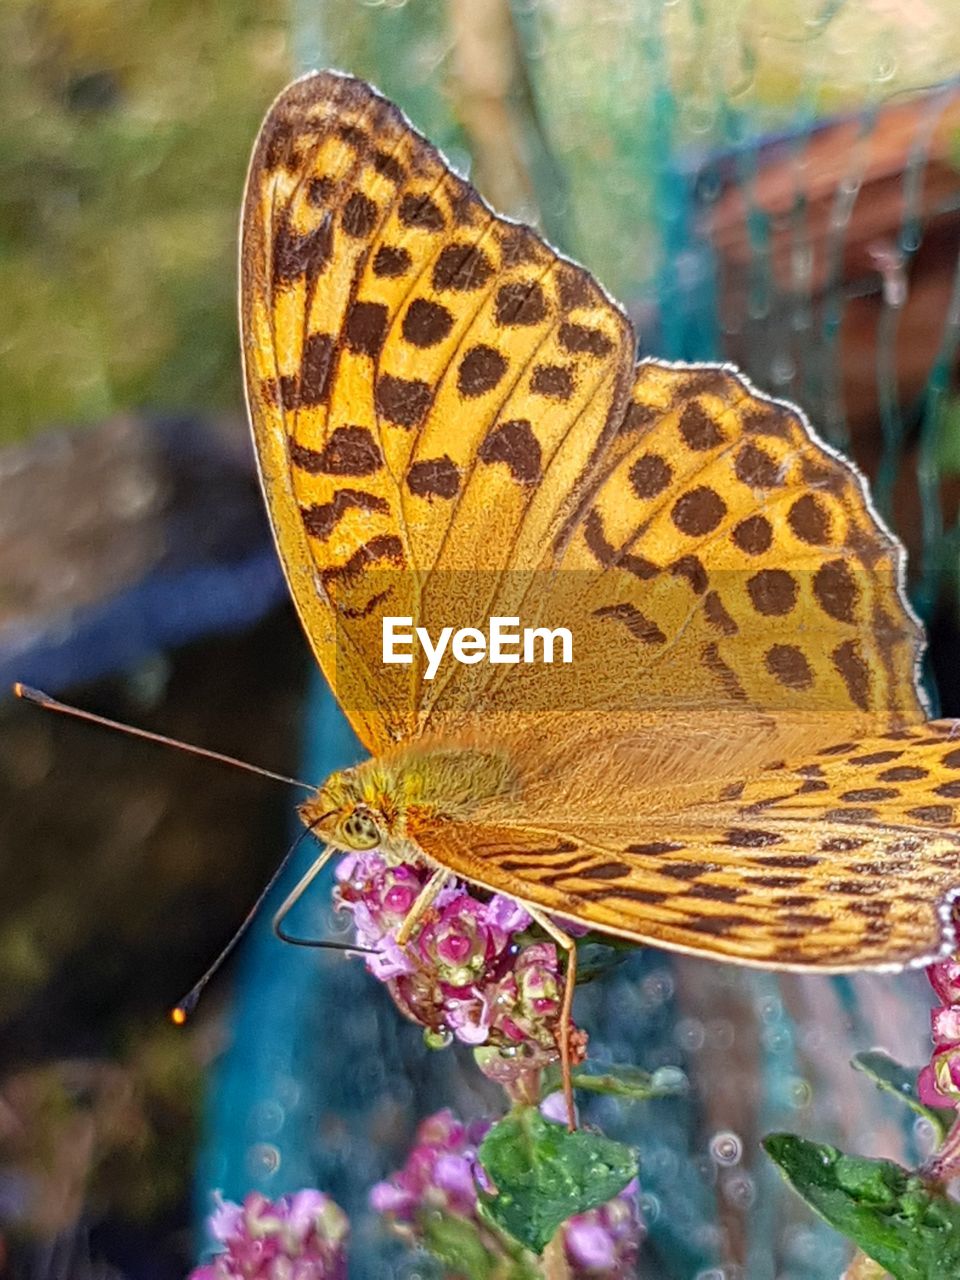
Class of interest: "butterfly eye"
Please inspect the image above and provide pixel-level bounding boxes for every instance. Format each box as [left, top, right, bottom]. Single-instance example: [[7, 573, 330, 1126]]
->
[[339, 808, 381, 850]]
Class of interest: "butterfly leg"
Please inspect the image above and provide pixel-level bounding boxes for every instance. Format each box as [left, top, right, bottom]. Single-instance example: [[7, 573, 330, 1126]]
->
[[523, 906, 578, 1131], [395, 866, 450, 948]]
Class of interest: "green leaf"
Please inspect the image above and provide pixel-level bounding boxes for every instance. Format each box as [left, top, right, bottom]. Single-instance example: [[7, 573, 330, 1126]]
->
[[764, 1133, 960, 1280], [570, 942, 630, 985], [477, 1108, 636, 1254], [541, 1059, 687, 1103], [418, 1208, 540, 1280], [851, 1051, 950, 1143]]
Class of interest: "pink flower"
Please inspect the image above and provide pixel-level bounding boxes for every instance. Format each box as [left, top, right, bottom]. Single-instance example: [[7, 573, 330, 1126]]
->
[[444, 989, 493, 1045], [371, 1109, 643, 1276], [417, 894, 503, 986], [369, 1109, 490, 1226], [920, 1046, 960, 1107], [486, 895, 532, 935], [368, 1181, 413, 1216], [563, 1178, 643, 1277], [565, 1220, 616, 1271], [922, 952, 960, 1109], [486, 943, 564, 1055], [540, 1091, 576, 1126], [189, 1191, 348, 1280], [929, 958, 960, 1005], [333, 856, 578, 1075], [933, 1005, 960, 1046]]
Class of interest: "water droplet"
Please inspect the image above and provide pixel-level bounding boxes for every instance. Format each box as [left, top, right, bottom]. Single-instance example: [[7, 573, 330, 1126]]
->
[[710, 1130, 743, 1166], [840, 174, 862, 198], [424, 1027, 452, 1050], [127, 655, 171, 706], [639, 1192, 661, 1223], [873, 53, 897, 82], [651, 1065, 688, 1093], [684, 101, 717, 135], [901, 226, 921, 253], [696, 170, 722, 204], [246, 1142, 280, 1179], [706, 1018, 735, 1050], [788, 1076, 812, 1109], [275, 1076, 301, 1109], [722, 1172, 756, 1209], [756, 994, 781, 1021], [770, 353, 796, 385], [250, 1099, 285, 1138], [914, 1116, 938, 1155], [696, 1221, 727, 1252], [675, 1016, 706, 1051], [746, 292, 770, 322], [762, 1024, 792, 1052], [641, 970, 674, 1005]]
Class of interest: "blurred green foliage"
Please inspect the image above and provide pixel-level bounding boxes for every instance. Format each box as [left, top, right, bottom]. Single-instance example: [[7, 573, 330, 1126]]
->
[[6, 0, 960, 443], [0, 0, 289, 443]]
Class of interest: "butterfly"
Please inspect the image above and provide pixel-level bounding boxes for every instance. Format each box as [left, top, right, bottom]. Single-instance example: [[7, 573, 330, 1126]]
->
[[240, 70, 960, 1114]]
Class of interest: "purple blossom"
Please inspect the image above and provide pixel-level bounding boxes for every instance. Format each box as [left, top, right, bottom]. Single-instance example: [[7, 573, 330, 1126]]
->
[[189, 1190, 348, 1280], [565, 1220, 615, 1272], [540, 1091, 576, 1127], [371, 1109, 643, 1277], [929, 958, 960, 1005], [486, 895, 532, 935], [333, 855, 579, 1087], [563, 1178, 642, 1277], [369, 1109, 490, 1226], [920, 1047, 960, 1108], [921, 950, 960, 1108]]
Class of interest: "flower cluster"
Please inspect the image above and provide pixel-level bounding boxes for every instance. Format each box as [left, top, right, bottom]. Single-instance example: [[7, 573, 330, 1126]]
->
[[369, 1108, 490, 1222], [370, 1108, 642, 1277], [335, 853, 576, 1083], [188, 1190, 348, 1280], [919, 954, 960, 1108]]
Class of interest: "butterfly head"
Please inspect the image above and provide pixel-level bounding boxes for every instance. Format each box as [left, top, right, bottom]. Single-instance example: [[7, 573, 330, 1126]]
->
[[300, 768, 393, 853]]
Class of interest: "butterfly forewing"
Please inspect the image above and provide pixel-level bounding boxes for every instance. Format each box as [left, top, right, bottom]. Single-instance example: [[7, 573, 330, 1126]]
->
[[241, 71, 634, 752]]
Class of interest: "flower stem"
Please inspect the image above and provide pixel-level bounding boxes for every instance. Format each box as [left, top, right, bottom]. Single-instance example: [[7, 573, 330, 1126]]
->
[[541, 1233, 572, 1280], [840, 1249, 889, 1279], [920, 1106, 960, 1184]]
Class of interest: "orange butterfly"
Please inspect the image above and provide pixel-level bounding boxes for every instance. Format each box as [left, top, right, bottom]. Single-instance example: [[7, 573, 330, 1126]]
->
[[240, 71, 960, 1117]]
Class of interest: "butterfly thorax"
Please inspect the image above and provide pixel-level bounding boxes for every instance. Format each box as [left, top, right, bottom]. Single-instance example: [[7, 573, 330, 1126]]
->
[[300, 740, 520, 862]]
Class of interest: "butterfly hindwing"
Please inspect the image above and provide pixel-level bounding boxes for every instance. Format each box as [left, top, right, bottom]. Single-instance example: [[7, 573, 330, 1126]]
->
[[407, 722, 960, 969], [419, 360, 927, 735]]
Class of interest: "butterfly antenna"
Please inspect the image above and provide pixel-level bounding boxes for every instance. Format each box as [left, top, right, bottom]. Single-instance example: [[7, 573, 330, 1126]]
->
[[13, 684, 313, 791], [171, 819, 377, 1023]]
